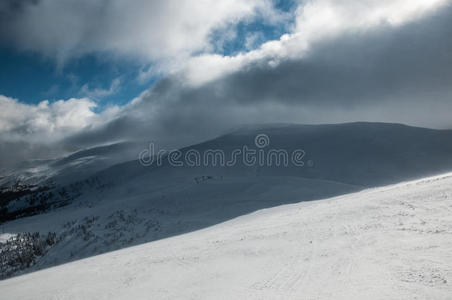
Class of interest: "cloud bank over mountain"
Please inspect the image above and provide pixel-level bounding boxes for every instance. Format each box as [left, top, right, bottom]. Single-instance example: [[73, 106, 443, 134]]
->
[[1, 0, 451, 166]]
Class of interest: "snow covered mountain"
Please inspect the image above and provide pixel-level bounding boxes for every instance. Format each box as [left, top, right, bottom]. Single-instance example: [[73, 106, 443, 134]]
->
[[1, 122, 452, 286], [1, 172, 451, 299], [0, 141, 144, 223], [0, 141, 144, 187]]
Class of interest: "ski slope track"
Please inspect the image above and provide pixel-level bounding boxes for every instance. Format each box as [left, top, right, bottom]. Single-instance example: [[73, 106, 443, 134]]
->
[[1, 173, 452, 299]]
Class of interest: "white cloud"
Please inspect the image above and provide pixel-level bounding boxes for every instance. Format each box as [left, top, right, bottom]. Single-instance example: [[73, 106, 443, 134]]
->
[[1, 0, 451, 165], [292, 0, 448, 40], [0, 0, 279, 67], [0, 95, 118, 142], [2, 0, 447, 81], [180, 0, 450, 86], [244, 32, 265, 50], [80, 78, 121, 99]]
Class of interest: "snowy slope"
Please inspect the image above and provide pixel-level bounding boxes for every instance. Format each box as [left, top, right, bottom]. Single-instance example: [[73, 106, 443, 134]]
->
[[1, 173, 451, 299], [2, 122, 452, 280], [0, 142, 144, 223], [0, 141, 143, 187], [97, 122, 452, 189], [0, 175, 358, 278]]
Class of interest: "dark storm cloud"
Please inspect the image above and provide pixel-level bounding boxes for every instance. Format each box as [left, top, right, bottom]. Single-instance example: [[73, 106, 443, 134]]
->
[[2, 2, 452, 167], [64, 3, 452, 152], [0, 0, 276, 64], [217, 6, 452, 107], [0, 0, 39, 39], [0, 0, 39, 11]]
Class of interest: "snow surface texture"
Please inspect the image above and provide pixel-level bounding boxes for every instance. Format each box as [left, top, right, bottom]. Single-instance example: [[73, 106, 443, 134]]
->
[[2, 122, 452, 298], [1, 173, 452, 299], [0, 176, 357, 278]]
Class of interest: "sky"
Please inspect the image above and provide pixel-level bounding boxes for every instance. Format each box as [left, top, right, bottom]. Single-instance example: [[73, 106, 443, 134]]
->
[[0, 0, 295, 105], [0, 0, 452, 166]]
